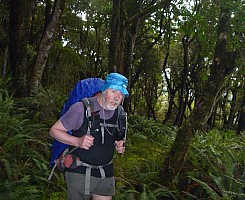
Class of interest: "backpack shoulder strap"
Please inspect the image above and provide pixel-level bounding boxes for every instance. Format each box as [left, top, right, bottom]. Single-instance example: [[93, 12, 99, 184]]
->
[[117, 105, 123, 115], [81, 98, 94, 135], [117, 105, 127, 142]]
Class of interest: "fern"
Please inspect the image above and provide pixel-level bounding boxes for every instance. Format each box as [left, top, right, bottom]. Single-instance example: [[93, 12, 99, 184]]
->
[[188, 176, 224, 199], [113, 115, 181, 199], [0, 84, 58, 199], [186, 130, 245, 199]]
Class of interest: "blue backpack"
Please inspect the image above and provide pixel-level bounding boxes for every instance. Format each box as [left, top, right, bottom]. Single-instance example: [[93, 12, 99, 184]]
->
[[49, 78, 105, 168]]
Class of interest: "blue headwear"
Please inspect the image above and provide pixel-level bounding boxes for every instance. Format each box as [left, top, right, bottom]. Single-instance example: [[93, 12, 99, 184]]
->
[[100, 73, 129, 97]]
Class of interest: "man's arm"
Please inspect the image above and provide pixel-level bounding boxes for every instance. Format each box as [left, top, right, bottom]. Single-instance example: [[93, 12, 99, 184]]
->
[[49, 120, 94, 150]]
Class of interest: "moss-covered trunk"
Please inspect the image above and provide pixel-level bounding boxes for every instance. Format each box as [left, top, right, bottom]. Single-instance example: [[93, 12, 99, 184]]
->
[[160, 1, 236, 188], [28, 0, 65, 96]]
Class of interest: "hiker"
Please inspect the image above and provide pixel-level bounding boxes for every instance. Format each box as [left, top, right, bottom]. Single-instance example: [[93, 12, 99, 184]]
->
[[49, 72, 129, 200]]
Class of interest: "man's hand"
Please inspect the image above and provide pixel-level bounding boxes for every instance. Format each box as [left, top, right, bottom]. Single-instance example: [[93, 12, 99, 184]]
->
[[78, 135, 94, 150], [115, 140, 125, 154]]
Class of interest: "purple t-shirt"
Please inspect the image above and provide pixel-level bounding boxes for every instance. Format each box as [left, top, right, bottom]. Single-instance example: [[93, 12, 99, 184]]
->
[[60, 96, 115, 131]]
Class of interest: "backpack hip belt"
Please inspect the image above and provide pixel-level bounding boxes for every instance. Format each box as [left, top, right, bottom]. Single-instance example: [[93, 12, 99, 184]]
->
[[75, 159, 113, 195]]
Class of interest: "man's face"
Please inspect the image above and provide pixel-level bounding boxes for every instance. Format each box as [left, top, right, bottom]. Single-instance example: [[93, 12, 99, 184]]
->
[[103, 88, 124, 110]]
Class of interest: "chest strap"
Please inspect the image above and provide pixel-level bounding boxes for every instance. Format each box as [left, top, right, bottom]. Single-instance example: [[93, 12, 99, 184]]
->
[[100, 122, 118, 143]]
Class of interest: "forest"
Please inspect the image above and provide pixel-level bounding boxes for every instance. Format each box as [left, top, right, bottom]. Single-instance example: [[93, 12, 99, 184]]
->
[[0, 0, 245, 199]]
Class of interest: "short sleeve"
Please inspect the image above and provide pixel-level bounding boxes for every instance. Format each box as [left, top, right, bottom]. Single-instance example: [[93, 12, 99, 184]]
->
[[60, 102, 85, 130]]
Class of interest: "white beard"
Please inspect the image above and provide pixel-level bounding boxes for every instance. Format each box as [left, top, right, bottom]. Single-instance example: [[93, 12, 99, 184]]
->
[[101, 94, 118, 110], [103, 101, 118, 110]]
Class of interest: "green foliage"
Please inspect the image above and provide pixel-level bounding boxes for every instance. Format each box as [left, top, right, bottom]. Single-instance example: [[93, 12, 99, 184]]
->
[[184, 130, 245, 199], [46, 41, 85, 93], [0, 93, 43, 198], [19, 88, 66, 126], [113, 115, 180, 199], [1, 0, 245, 198], [113, 115, 245, 199], [1, 78, 245, 199], [0, 80, 65, 199]]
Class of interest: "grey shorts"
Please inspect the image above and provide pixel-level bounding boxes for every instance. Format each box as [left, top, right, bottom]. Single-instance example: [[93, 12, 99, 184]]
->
[[65, 171, 115, 200]]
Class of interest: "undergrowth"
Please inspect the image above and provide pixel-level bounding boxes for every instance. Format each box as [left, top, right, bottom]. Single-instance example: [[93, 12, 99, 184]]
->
[[0, 80, 244, 199]]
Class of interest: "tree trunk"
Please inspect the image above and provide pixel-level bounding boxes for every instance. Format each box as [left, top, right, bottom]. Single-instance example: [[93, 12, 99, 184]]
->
[[109, 0, 171, 112], [227, 88, 237, 128], [163, 51, 177, 124], [163, 90, 176, 124], [160, 2, 234, 188], [109, 0, 171, 74], [28, 0, 65, 96], [108, 0, 127, 73], [174, 36, 189, 127], [220, 90, 229, 127], [237, 84, 245, 134], [9, 0, 35, 97]]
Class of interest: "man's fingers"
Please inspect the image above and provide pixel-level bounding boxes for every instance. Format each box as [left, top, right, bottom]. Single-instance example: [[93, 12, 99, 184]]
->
[[115, 140, 125, 154], [80, 135, 94, 149]]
